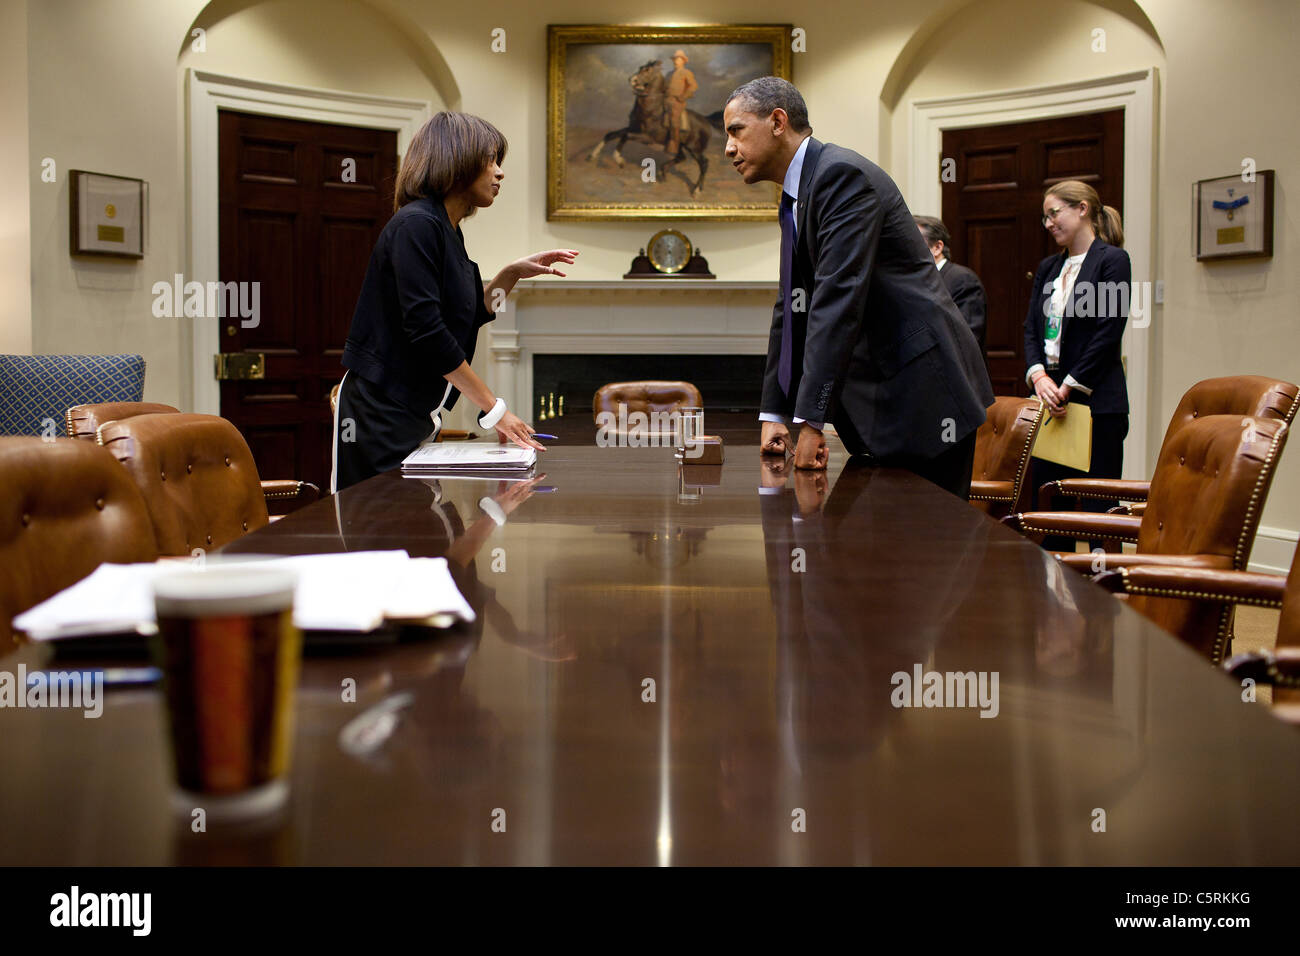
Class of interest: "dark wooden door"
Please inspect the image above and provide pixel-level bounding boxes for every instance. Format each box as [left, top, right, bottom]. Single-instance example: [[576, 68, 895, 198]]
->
[[941, 110, 1123, 396], [218, 110, 396, 490]]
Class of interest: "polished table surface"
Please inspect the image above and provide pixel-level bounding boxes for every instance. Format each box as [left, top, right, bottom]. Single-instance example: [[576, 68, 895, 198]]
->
[[3, 440, 1299, 865]]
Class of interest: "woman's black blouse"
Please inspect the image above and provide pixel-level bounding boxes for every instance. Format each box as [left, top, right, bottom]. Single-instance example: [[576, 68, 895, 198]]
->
[[342, 196, 495, 412]]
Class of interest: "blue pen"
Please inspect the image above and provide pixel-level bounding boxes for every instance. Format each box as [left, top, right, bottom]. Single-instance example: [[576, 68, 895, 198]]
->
[[532, 433, 559, 440], [27, 667, 162, 688]]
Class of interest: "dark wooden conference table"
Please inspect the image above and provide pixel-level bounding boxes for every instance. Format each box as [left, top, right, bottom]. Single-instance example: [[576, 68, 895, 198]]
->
[[3, 438, 1299, 865]]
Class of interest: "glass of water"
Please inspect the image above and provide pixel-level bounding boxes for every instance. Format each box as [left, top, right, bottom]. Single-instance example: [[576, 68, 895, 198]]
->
[[675, 406, 704, 459]]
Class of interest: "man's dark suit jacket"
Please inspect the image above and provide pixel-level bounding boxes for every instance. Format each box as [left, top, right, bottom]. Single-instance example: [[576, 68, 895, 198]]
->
[[1022, 237, 1130, 415], [762, 138, 994, 461], [939, 260, 987, 354]]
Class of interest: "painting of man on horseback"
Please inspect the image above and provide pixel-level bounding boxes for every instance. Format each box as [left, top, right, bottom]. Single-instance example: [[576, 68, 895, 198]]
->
[[548, 25, 792, 219]]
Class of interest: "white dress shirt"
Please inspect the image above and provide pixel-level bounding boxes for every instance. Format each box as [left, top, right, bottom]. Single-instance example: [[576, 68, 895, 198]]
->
[[760, 135, 824, 431]]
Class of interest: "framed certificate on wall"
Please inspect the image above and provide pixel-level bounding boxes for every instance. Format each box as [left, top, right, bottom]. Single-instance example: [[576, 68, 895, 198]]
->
[[1193, 170, 1274, 261], [70, 170, 147, 259]]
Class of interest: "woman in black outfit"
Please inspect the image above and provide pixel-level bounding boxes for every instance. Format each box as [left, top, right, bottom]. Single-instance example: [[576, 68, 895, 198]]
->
[[1023, 180, 1130, 551], [332, 111, 577, 491]]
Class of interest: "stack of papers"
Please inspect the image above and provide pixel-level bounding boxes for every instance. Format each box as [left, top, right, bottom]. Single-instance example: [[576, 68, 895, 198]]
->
[[401, 442, 537, 475], [12, 550, 476, 642]]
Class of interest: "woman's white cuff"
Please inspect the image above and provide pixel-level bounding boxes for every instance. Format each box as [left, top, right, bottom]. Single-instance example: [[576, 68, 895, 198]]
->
[[478, 398, 507, 429], [479, 496, 507, 526]]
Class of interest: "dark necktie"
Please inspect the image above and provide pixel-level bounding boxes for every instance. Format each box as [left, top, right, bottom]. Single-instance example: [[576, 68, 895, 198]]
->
[[777, 190, 796, 395]]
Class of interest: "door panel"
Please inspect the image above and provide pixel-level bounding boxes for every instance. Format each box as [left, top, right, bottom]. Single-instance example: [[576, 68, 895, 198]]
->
[[942, 110, 1124, 397], [218, 110, 396, 490]]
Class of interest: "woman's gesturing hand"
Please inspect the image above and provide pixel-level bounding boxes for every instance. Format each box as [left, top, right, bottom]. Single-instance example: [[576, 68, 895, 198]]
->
[[495, 411, 547, 451], [513, 249, 579, 279]]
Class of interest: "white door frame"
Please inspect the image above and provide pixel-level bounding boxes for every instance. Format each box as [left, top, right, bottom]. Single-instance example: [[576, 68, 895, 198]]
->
[[908, 68, 1160, 477], [185, 68, 430, 414]]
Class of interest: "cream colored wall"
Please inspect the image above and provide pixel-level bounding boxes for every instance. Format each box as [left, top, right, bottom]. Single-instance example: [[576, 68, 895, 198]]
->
[[28, 0, 206, 406], [1139, 0, 1300, 564], [2, 0, 32, 354], [886, 0, 1165, 198], [21, 0, 1300, 562]]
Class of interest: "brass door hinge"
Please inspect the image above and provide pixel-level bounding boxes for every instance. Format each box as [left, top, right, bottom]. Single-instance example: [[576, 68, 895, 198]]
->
[[214, 352, 266, 380]]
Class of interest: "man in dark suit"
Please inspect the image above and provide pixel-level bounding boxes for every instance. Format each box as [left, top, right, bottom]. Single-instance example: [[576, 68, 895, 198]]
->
[[723, 78, 993, 498], [915, 215, 987, 354]]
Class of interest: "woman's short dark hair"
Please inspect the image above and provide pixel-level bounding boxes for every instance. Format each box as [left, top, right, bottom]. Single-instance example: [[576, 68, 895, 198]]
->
[[914, 215, 951, 258], [725, 77, 811, 133], [394, 111, 507, 213]]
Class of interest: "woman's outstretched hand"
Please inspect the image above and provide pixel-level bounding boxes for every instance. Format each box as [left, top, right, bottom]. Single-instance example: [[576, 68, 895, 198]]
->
[[513, 249, 579, 279], [495, 411, 547, 451]]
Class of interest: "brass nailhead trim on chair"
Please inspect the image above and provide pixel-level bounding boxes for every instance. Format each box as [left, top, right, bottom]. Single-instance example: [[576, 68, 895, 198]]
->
[[1018, 523, 1139, 544], [1010, 406, 1045, 511]]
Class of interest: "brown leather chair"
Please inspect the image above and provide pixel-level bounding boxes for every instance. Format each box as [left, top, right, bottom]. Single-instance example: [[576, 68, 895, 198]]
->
[[1037, 375, 1299, 521], [969, 397, 1045, 519], [97, 413, 271, 555], [1004, 415, 1289, 662], [593, 381, 702, 435], [66, 401, 179, 439], [0, 437, 158, 643], [1097, 545, 1300, 723], [68, 401, 320, 515]]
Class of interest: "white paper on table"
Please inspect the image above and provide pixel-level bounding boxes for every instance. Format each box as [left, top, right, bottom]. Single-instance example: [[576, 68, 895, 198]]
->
[[13, 550, 475, 641], [401, 442, 536, 471]]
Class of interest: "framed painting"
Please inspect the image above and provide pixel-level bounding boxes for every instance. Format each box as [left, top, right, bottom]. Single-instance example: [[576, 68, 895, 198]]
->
[[1193, 170, 1274, 261], [70, 170, 147, 258], [547, 24, 792, 221]]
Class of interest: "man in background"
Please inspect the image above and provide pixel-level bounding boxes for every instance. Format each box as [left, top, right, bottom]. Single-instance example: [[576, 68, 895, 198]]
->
[[916, 215, 987, 356]]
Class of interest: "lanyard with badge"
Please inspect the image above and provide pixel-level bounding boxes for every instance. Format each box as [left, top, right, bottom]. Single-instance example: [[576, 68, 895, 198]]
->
[[1046, 260, 1081, 344]]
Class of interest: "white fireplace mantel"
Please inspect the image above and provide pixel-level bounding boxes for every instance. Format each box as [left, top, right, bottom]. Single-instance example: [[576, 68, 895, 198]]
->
[[480, 278, 779, 422]]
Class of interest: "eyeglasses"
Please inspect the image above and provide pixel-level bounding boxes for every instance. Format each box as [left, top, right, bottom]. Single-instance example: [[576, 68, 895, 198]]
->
[[1042, 203, 1079, 226]]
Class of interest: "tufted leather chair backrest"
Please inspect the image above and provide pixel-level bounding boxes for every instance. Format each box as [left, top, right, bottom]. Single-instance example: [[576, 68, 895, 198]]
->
[[1132, 415, 1289, 662], [0, 437, 158, 642], [1139, 415, 1287, 563], [1159, 376, 1298, 452], [66, 401, 179, 441], [97, 413, 269, 555], [970, 397, 1043, 515], [593, 381, 703, 429]]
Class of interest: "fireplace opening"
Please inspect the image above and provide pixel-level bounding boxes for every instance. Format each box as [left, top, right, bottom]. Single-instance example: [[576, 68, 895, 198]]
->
[[531, 354, 765, 421]]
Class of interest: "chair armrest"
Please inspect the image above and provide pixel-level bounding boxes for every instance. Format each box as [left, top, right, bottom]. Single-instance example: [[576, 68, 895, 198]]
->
[[1058, 552, 1232, 574], [261, 479, 321, 517], [970, 479, 1014, 502], [1040, 478, 1151, 510], [1094, 566, 1286, 608], [1003, 511, 1141, 543]]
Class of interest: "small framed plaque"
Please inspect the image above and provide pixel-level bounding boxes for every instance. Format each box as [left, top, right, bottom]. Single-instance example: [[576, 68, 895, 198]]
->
[[70, 170, 147, 259], [1193, 170, 1273, 261]]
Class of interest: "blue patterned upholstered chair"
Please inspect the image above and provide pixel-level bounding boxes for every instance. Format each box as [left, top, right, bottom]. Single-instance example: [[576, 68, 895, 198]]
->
[[0, 354, 146, 436]]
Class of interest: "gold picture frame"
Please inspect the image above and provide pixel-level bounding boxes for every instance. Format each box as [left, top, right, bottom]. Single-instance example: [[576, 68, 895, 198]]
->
[[547, 24, 792, 222]]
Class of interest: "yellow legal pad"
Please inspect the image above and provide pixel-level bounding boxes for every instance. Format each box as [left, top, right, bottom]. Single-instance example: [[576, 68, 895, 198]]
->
[[1030, 400, 1092, 471]]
